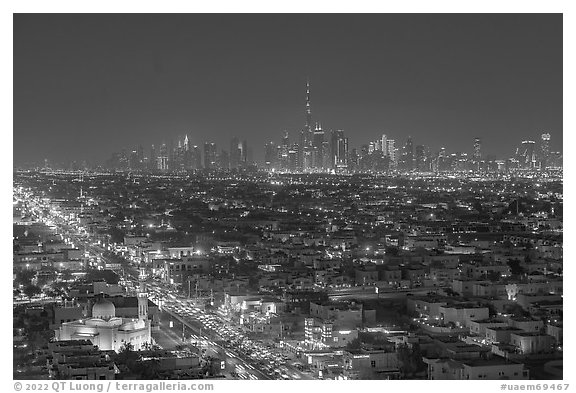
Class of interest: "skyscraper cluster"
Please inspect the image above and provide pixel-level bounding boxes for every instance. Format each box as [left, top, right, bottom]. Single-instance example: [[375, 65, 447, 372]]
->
[[265, 81, 350, 172], [264, 82, 561, 174], [509, 133, 560, 170], [105, 135, 254, 172], [100, 80, 560, 174]]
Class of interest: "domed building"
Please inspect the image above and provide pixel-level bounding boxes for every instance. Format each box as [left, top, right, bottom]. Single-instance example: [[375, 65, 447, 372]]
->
[[92, 298, 116, 319], [55, 290, 152, 352]]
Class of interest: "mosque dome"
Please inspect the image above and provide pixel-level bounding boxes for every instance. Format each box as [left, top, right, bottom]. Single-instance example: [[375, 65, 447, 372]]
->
[[92, 298, 115, 319]]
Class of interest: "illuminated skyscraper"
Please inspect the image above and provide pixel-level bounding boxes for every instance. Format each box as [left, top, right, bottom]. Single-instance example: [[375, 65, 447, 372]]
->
[[517, 140, 536, 168], [280, 131, 289, 170], [473, 137, 481, 161], [368, 142, 375, 154], [219, 149, 229, 170], [137, 144, 144, 169], [401, 136, 414, 171], [230, 137, 240, 169], [240, 140, 248, 164], [313, 123, 325, 169], [149, 144, 156, 170], [191, 145, 202, 169], [381, 134, 388, 156], [386, 139, 396, 168], [540, 133, 551, 169], [184, 135, 189, 151], [158, 143, 169, 171], [203, 142, 217, 170], [301, 79, 315, 171], [331, 129, 348, 169], [415, 145, 425, 171], [264, 141, 276, 170], [305, 79, 313, 141], [288, 146, 298, 171]]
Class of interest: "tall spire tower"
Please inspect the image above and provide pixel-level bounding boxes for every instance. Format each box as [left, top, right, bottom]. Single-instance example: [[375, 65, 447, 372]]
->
[[304, 78, 313, 149], [305, 79, 312, 131]]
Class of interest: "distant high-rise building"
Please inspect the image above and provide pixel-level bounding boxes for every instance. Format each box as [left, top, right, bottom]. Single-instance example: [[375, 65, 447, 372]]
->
[[381, 134, 388, 156], [540, 133, 551, 169], [322, 140, 331, 168], [473, 137, 482, 161], [280, 131, 290, 170], [168, 140, 175, 170], [305, 79, 313, 143], [191, 145, 202, 169], [119, 149, 129, 169], [203, 142, 217, 170], [230, 137, 241, 169], [313, 123, 325, 169], [402, 136, 414, 171], [264, 141, 277, 170], [288, 146, 298, 171], [517, 140, 536, 168], [149, 144, 157, 170], [246, 145, 253, 165], [349, 148, 359, 171], [158, 143, 169, 171], [297, 130, 305, 170], [219, 149, 229, 170], [282, 131, 290, 149], [241, 140, 248, 164], [368, 142, 375, 154], [548, 150, 562, 168], [129, 149, 138, 170], [137, 145, 144, 168], [301, 79, 315, 171], [386, 140, 396, 168], [415, 145, 425, 171], [331, 130, 348, 169]]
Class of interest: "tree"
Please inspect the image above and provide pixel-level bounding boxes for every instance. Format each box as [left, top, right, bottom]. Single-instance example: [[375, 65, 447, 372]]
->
[[345, 338, 362, 351], [36, 268, 57, 287], [23, 285, 41, 300], [139, 359, 160, 379], [486, 270, 501, 282], [116, 342, 140, 373], [108, 227, 126, 244], [14, 270, 36, 288], [507, 259, 525, 276], [397, 343, 426, 378]]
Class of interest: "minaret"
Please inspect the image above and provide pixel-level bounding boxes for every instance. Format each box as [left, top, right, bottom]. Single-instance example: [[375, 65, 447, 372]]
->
[[138, 268, 148, 321]]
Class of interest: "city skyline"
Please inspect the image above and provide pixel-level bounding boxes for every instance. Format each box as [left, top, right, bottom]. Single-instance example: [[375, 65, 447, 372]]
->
[[20, 79, 563, 172], [14, 14, 562, 167]]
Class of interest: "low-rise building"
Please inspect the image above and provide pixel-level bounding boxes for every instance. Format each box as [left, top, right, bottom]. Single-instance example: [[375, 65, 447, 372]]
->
[[510, 332, 555, 355], [439, 304, 490, 328], [424, 357, 529, 380], [343, 348, 400, 379]]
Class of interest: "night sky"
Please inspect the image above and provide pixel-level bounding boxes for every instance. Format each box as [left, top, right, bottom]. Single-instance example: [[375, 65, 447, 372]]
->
[[14, 14, 562, 166]]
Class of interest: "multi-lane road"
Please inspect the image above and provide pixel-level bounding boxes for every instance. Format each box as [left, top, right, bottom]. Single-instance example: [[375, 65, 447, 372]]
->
[[17, 190, 313, 380]]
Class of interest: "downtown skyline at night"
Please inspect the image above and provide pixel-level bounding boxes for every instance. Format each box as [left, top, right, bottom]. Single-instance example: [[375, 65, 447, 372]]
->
[[14, 14, 562, 168]]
